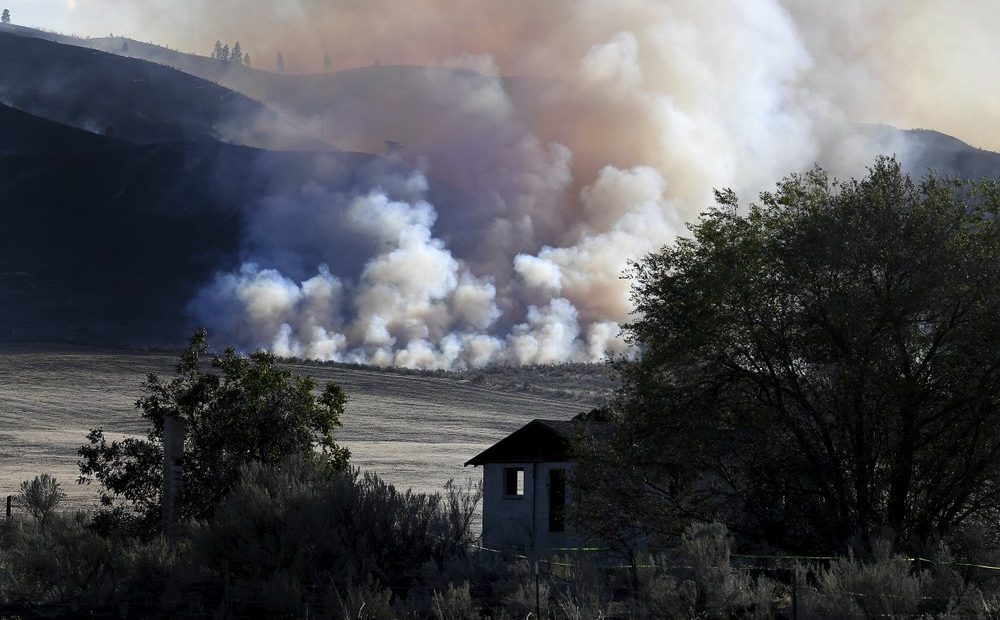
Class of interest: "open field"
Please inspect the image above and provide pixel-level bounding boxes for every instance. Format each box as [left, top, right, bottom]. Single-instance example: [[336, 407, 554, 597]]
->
[[0, 344, 608, 510]]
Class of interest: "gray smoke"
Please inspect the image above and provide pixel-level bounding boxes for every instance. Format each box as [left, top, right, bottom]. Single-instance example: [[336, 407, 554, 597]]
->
[[167, 0, 982, 368]]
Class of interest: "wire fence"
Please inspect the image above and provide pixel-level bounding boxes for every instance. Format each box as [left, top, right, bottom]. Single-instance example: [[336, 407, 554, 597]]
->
[[4, 513, 1000, 619]]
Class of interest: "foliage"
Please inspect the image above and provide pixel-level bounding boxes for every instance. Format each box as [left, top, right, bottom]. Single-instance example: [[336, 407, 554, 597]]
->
[[1, 9, 10, 24], [0, 512, 121, 607], [676, 523, 775, 618], [211, 40, 247, 64], [802, 542, 927, 619], [18, 474, 65, 529], [5, 512, 1000, 618], [78, 330, 350, 536], [577, 158, 1000, 552], [190, 455, 481, 593], [431, 582, 479, 620], [333, 578, 396, 620]]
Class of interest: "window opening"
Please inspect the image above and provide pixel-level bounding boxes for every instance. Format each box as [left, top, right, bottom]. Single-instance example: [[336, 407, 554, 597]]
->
[[504, 467, 525, 497]]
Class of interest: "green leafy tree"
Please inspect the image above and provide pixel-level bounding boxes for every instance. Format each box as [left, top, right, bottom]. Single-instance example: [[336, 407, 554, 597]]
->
[[212, 40, 223, 60], [231, 41, 243, 64], [220, 43, 230, 62], [1, 9, 10, 25], [576, 158, 1000, 553], [78, 330, 350, 535]]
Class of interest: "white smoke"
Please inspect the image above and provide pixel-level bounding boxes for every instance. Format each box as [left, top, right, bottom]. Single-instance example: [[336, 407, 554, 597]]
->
[[192, 167, 665, 368], [184, 0, 956, 368]]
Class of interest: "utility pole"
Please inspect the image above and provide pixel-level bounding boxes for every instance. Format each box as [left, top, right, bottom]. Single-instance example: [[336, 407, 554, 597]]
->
[[162, 414, 185, 542]]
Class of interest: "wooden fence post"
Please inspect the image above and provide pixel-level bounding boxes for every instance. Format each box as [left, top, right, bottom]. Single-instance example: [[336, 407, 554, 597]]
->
[[792, 569, 799, 620], [534, 559, 541, 619], [162, 414, 185, 542]]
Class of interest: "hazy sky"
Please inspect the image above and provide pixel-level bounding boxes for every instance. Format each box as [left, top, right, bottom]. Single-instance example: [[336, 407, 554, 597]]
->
[[6, 1, 134, 39]]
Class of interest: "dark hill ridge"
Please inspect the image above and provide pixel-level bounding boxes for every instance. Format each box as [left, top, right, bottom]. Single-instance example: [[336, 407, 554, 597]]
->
[[899, 129, 1000, 179], [0, 30, 302, 148], [0, 103, 115, 154], [0, 124, 391, 345], [2, 27, 528, 155]]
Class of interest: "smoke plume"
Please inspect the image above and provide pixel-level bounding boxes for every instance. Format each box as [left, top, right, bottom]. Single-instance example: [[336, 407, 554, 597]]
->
[[137, 0, 995, 368]]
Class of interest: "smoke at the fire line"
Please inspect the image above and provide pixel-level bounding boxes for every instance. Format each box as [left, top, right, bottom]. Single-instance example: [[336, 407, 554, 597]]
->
[[163, 0, 992, 367]]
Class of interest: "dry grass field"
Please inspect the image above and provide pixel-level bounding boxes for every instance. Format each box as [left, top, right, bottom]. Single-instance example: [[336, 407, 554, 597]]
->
[[0, 344, 609, 510]]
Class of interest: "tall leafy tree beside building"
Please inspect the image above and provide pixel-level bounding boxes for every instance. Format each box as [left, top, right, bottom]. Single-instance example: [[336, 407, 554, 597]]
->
[[576, 158, 1000, 553]]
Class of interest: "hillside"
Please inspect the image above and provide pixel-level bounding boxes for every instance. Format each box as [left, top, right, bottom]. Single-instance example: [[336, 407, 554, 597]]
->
[[96, 37, 518, 158], [0, 345, 602, 509], [0, 118, 389, 344], [0, 103, 115, 154], [9, 26, 1000, 182], [0, 30, 319, 149], [898, 128, 1000, 179], [62, 34, 1000, 186], [3, 28, 539, 156]]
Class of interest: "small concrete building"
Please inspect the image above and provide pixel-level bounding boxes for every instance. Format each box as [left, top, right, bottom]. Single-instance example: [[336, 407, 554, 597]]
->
[[465, 419, 589, 552]]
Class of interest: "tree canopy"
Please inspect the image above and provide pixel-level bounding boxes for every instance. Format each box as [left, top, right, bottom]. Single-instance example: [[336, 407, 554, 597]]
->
[[576, 158, 1000, 553], [79, 330, 350, 535]]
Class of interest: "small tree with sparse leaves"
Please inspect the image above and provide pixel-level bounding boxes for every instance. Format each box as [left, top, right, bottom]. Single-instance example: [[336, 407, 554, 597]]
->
[[19, 474, 65, 529]]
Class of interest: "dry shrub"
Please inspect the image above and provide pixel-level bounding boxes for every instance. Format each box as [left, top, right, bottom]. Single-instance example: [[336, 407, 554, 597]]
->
[[333, 578, 396, 620], [18, 474, 64, 529], [0, 512, 120, 607], [801, 541, 927, 619], [676, 522, 776, 619], [432, 582, 480, 620]]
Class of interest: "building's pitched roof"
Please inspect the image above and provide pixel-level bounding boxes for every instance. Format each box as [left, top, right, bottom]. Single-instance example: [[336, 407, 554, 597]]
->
[[464, 418, 598, 466]]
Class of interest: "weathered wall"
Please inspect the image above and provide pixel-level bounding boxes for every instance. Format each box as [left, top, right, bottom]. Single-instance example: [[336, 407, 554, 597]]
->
[[480, 461, 584, 552]]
